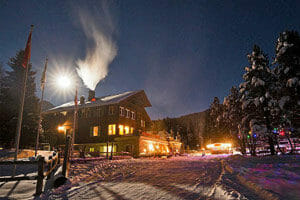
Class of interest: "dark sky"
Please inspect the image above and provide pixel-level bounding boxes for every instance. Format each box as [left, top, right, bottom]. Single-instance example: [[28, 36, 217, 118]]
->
[[0, 0, 299, 119]]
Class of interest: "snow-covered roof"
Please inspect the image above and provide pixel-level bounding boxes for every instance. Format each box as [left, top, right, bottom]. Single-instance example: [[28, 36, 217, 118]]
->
[[44, 90, 151, 114]]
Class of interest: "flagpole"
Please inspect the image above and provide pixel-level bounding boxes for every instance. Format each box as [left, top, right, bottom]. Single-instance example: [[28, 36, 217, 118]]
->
[[13, 25, 34, 176], [35, 57, 48, 157], [71, 88, 78, 156]]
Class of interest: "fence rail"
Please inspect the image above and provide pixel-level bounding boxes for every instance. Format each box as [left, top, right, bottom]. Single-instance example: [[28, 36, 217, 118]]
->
[[0, 151, 59, 195]]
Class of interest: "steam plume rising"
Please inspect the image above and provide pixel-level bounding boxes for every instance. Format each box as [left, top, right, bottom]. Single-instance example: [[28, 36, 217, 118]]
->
[[76, 8, 117, 90]]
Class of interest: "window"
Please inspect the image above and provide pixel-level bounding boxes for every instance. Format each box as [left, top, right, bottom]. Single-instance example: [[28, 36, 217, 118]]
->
[[126, 109, 130, 118], [108, 124, 116, 135], [125, 126, 130, 134], [131, 111, 135, 120], [141, 120, 145, 127], [92, 126, 99, 136], [119, 107, 125, 116], [109, 106, 114, 115], [89, 147, 94, 152], [119, 125, 124, 135], [130, 127, 134, 134]]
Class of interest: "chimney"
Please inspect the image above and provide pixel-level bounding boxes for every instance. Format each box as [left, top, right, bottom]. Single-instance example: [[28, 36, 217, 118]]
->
[[80, 96, 85, 105], [88, 90, 95, 101]]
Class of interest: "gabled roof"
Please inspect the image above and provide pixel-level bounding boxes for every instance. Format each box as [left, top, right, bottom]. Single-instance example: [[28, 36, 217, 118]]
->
[[43, 90, 151, 114]]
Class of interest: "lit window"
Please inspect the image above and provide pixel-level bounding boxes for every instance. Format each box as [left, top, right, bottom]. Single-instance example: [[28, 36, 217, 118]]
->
[[108, 124, 116, 135], [126, 109, 130, 118], [93, 126, 99, 136], [119, 107, 124, 116], [130, 127, 134, 134], [131, 111, 135, 120], [103, 145, 113, 152], [119, 125, 124, 135], [109, 106, 114, 115], [125, 126, 130, 134], [90, 147, 94, 152]]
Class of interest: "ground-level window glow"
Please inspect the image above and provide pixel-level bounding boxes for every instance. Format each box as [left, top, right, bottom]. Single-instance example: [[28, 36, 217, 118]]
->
[[58, 126, 65, 132], [119, 125, 124, 135], [108, 124, 116, 135], [125, 126, 130, 134], [148, 143, 154, 151], [130, 127, 134, 134], [89, 147, 94, 152]]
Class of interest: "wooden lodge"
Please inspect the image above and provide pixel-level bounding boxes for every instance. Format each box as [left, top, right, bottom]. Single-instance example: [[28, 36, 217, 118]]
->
[[43, 90, 181, 157]]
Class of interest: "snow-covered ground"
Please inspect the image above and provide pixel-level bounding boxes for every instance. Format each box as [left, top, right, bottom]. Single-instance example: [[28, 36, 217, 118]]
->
[[43, 155, 244, 200], [226, 155, 300, 200]]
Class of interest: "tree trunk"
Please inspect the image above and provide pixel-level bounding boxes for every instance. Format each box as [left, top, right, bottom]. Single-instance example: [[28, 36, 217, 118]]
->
[[268, 135, 276, 155]]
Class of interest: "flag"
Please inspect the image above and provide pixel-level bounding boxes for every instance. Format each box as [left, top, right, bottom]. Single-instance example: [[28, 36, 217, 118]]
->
[[40, 57, 48, 90], [22, 25, 34, 68]]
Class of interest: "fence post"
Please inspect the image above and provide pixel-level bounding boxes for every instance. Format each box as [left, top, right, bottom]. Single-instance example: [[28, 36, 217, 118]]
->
[[36, 156, 45, 196], [62, 135, 71, 177], [47, 159, 53, 180]]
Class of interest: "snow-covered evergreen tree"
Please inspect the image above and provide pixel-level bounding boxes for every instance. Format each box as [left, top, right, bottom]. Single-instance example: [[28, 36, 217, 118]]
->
[[239, 45, 276, 155], [223, 86, 246, 154], [273, 30, 300, 132]]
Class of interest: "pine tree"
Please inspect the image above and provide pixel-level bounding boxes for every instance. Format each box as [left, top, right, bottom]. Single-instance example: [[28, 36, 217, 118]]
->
[[0, 50, 39, 148], [223, 86, 246, 154], [273, 30, 300, 153], [274, 31, 300, 132], [239, 45, 275, 155]]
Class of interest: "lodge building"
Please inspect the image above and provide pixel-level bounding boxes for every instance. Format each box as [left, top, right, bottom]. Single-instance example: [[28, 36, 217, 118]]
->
[[43, 90, 181, 157]]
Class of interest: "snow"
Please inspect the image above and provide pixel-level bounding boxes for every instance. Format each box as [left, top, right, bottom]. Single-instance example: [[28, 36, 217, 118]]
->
[[226, 155, 300, 200], [41, 156, 247, 200], [279, 96, 290, 109], [284, 67, 289, 74], [44, 90, 149, 114], [286, 77, 298, 87]]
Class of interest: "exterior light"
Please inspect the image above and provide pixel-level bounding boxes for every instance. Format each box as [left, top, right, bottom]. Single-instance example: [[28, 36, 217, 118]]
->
[[58, 126, 65, 132]]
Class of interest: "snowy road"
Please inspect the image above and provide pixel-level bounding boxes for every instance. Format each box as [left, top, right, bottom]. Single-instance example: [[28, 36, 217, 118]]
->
[[45, 155, 248, 200]]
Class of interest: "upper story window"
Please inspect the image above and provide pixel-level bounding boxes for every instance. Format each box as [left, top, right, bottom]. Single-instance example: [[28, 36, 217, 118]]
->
[[119, 125, 124, 135], [91, 126, 99, 136], [141, 120, 146, 127], [126, 109, 130, 118], [109, 106, 115, 115], [131, 111, 135, 120], [108, 124, 116, 135], [119, 107, 125, 116]]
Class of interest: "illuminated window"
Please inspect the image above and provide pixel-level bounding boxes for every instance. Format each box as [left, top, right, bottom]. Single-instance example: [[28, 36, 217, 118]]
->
[[130, 127, 134, 134], [89, 147, 94, 152], [119, 107, 125, 116], [93, 126, 99, 136], [131, 111, 135, 120], [125, 126, 130, 134], [108, 124, 116, 135], [109, 106, 114, 115], [119, 125, 124, 135]]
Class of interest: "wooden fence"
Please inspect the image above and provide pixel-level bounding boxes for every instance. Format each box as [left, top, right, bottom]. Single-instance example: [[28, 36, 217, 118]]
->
[[0, 152, 59, 195]]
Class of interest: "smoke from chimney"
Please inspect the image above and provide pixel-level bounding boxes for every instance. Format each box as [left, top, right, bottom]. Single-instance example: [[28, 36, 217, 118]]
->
[[75, 5, 117, 91]]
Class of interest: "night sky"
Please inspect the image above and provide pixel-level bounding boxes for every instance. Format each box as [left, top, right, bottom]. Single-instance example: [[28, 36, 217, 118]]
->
[[1, 0, 299, 119]]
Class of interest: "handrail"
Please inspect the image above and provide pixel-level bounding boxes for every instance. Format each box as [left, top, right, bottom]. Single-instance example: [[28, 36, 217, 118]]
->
[[0, 151, 59, 195]]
